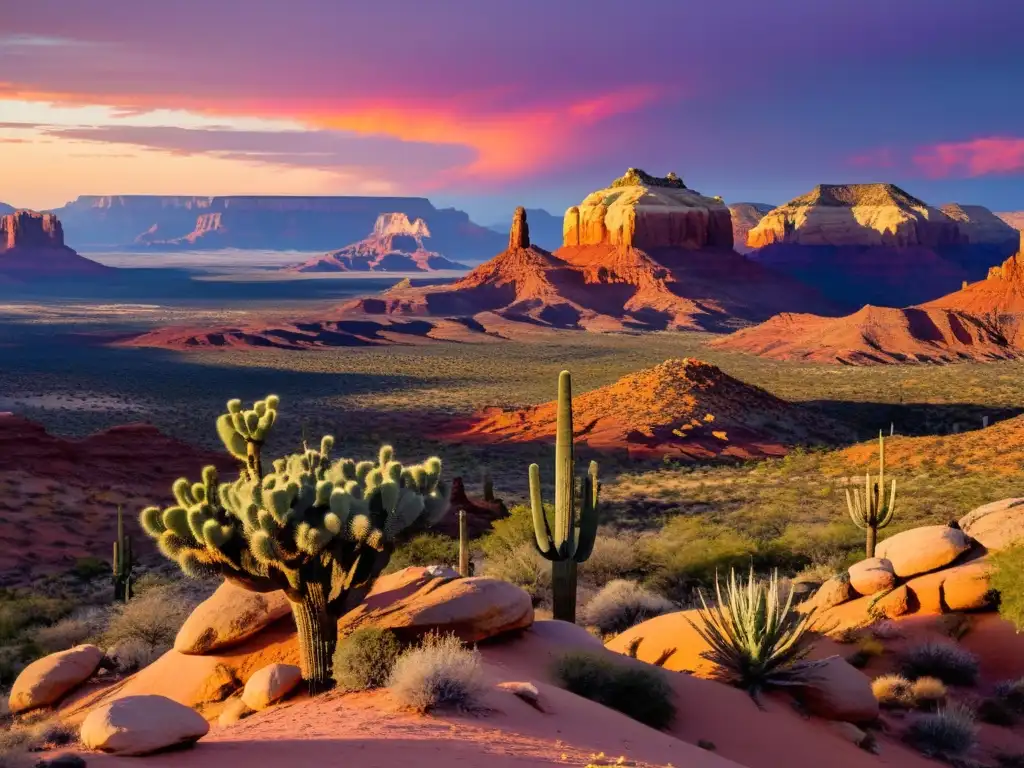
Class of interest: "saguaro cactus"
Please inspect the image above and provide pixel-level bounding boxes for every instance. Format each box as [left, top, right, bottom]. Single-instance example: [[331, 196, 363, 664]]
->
[[529, 370, 599, 623], [846, 431, 897, 558], [458, 509, 471, 577], [140, 395, 450, 692], [112, 505, 134, 602]]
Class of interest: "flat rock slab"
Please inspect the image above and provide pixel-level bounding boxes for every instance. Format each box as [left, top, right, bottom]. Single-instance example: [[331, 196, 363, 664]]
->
[[81, 695, 209, 756]]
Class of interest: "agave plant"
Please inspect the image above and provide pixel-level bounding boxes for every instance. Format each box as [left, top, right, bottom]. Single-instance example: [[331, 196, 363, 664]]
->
[[687, 567, 825, 701]]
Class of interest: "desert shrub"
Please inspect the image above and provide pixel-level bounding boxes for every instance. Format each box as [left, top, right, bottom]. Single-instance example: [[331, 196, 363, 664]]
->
[[910, 677, 948, 710], [0, 589, 73, 644], [578, 531, 641, 586], [333, 628, 403, 692], [688, 567, 820, 698], [979, 678, 1024, 726], [34, 606, 107, 654], [847, 636, 884, 669], [0, 716, 77, 768], [904, 703, 978, 759], [69, 556, 108, 582], [552, 650, 675, 729], [386, 533, 459, 574], [994, 678, 1024, 711], [991, 545, 1024, 630], [479, 505, 551, 606], [107, 638, 165, 674], [872, 674, 913, 708], [103, 583, 195, 663], [388, 632, 485, 712], [580, 580, 675, 636], [900, 641, 979, 686]]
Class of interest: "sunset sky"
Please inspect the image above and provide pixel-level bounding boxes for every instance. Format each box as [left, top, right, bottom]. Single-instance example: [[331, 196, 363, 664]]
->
[[2, 0, 1023, 221]]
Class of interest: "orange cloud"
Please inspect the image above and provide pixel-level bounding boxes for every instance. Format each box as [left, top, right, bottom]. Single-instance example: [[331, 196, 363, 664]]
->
[[0, 82, 672, 185], [913, 136, 1024, 178]]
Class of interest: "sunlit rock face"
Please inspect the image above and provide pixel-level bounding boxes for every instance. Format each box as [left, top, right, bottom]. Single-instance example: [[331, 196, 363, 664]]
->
[[562, 168, 734, 251], [0, 211, 110, 279], [1, 211, 65, 251]]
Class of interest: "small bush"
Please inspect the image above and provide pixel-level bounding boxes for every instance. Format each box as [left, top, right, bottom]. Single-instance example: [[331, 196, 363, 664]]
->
[[333, 628, 403, 692], [872, 674, 913, 708], [979, 678, 1024, 726], [0, 716, 77, 768], [552, 650, 675, 729], [388, 632, 485, 713], [910, 677, 947, 710], [480, 541, 551, 607], [108, 638, 164, 674], [103, 583, 195, 665], [991, 545, 1024, 630], [34, 607, 107, 654], [69, 556, 108, 582], [904, 703, 978, 759], [847, 636, 884, 669], [900, 641, 979, 686], [580, 580, 675, 636], [0, 589, 73, 644], [994, 678, 1024, 711], [578, 531, 640, 586], [386, 533, 459, 573]]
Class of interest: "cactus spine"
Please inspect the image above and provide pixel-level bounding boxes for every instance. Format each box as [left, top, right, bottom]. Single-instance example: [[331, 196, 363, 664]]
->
[[458, 509, 470, 577], [112, 505, 133, 602], [140, 395, 450, 692], [846, 431, 897, 558], [529, 370, 599, 623]]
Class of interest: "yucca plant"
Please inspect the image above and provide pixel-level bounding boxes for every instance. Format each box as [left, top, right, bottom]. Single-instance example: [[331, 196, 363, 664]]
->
[[688, 567, 824, 701]]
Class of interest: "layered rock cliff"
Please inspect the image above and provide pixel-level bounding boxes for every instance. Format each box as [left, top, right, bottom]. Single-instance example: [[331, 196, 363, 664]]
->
[[51, 195, 505, 260], [562, 168, 733, 250], [289, 213, 467, 273], [747, 184, 962, 249], [747, 184, 1015, 307], [728, 203, 774, 254], [0, 211, 110, 280], [940, 204, 1019, 247]]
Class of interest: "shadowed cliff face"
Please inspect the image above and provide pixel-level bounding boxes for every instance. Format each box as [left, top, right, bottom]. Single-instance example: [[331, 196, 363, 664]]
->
[[50, 195, 505, 260], [748, 185, 1019, 307], [1, 211, 65, 251]]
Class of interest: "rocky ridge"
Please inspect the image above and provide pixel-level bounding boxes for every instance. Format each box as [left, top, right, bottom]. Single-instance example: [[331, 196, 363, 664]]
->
[[729, 202, 774, 254], [449, 358, 850, 459], [288, 213, 467, 273]]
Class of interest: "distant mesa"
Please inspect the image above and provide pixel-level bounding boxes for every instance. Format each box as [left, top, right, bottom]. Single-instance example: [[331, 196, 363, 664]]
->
[[728, 202, 774, 254], [447, 358, 851, 459], [0, 210, 110, 281], [996, 211, 1024, 232], [286, 213, 468, 273], [50, 195, 505, 260], [337, 170, 836, 334], [0, 202, 14, 216], [747, 184, 1019, 307]]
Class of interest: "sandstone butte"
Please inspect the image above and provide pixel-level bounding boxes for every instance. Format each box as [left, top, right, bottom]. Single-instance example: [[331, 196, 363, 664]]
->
[[286, 212, 468, 273], [447, 358, 851, 459], [745, 184, 1018, 307], [0, 210, 110, 280], [714, 233, 1024, 365]]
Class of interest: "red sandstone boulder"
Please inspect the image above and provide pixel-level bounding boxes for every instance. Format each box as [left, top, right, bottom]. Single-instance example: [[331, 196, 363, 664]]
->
[[875, 525, 972, 578], [9, 645, 104, 713], [80, 695, 209, 755]]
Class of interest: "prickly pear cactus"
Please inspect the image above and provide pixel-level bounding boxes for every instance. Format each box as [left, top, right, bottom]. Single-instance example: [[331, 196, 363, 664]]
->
[[140, 396, 450, 691]]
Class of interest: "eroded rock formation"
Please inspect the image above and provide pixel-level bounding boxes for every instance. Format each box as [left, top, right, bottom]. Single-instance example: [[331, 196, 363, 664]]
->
[[940, 204, 1019, 248], [288, 213, 467, 273], [509, 206, 530, 249], [728, 202, 774, 254], [0, 210, 110, 279], [562, 168, 733, 250]]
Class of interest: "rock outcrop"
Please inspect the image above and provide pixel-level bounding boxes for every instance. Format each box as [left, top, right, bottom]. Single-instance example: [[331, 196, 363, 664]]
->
[[508, 206, 530, 249], [53, 195, 504, 261], [747, 185, 1015, 306], [748, 184, 961, 249], [449, 358, 851, 460], [996, 211, 1024, 232], [728, 202, 774, 254], [9, 645, 104, 713], [710, 305, 1022, 365], [288, 213, 468, 273], [174, 581, 292, 655], [959, 497, 1024, 551], [940, 204, 1020, 248], [562, 168, 733, 250], [0, 211, 110, 280], [875, 525, 973, 578], [923, 237, 1024, 319], [486, 208, 562, 250]]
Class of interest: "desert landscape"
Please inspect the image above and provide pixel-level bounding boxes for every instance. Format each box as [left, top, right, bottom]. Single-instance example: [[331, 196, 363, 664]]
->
[[3, 3, 1024, 767]]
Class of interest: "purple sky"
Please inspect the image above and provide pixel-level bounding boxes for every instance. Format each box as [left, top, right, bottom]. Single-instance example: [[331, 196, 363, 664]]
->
[[1, 0, 1023, 220]]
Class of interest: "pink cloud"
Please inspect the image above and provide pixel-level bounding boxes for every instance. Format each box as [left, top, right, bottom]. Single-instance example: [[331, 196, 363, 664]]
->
[[847, 147, 895, 168], [913, 137, 1024, 178]]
